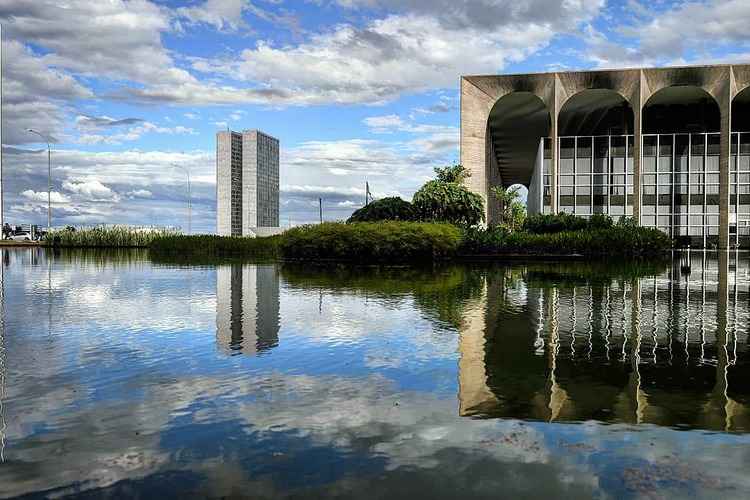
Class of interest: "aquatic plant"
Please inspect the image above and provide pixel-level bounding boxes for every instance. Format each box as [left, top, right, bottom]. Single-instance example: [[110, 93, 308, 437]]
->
[[44, 226, 178, 248]]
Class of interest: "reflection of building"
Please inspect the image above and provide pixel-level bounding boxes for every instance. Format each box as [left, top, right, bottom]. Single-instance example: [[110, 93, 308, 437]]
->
[[216, 264, 280, 356], [461, 65, 750, 248], [216, 129, 280, 236], [458, 254, 750, 431]]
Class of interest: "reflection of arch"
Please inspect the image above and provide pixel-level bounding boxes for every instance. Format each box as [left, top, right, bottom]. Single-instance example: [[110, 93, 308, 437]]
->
[[559, 89, 634, 137], [486, 92, 551, 189], [732, 86, 750, 133], [644, 86, 720, 134]]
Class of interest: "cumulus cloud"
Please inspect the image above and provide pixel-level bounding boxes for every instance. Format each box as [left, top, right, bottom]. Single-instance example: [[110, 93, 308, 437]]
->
[[76, 122, 197, 146], [62, 180, 120, 202], [581, 0, 750, 68], [175, 0, 250, 31], [20, 190, 70, 204]]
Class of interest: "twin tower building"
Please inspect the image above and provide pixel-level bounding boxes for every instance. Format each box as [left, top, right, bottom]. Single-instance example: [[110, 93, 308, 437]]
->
[[216, 129, 280, 236]]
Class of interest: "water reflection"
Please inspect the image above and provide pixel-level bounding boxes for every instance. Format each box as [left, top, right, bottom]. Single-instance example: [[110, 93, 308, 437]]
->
[[216, 264, 280, 355], [3, 249, 750, 498], [459, 252, 750, 431]]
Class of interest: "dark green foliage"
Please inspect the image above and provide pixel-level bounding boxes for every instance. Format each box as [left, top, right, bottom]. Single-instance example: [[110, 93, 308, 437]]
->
[[149, 234, 281, 261], [522, 213, 590, 234], [489, 185, 526, 231], [460, 224, 672, 257], [412, 180, 485, 227], [347, 197, 417, 223], [588, 213, 614, 229], [434, 164, 469, 183], [280, 222, 461, 262]]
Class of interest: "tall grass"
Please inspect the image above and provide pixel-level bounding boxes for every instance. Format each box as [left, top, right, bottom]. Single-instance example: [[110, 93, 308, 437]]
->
[[44, 226, 178, 248]]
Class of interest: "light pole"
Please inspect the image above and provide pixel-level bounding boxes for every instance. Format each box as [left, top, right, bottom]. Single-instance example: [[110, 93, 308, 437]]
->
[[172, 164, 191, 234], [26, 129, 51, 233]]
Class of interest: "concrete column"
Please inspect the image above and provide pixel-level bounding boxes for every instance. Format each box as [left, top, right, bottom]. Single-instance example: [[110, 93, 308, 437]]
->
[[550, 76, 560, 213], [460, 78, 494, 225], [632, 71, 644, 225], [719, 84, 732, 250]]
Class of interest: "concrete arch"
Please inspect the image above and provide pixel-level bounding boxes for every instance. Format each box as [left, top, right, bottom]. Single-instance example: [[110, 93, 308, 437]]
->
[[732, 85, 750, 132], [486, 91, 551, 188], [558, 89, 635, 137], [641, 66, 730, 105], [643, 85, 721, 134], [485, 92, 551, 221]]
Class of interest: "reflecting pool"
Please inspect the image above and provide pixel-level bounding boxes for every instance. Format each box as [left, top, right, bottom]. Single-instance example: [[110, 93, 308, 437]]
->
[[1, 248, 750, 499]]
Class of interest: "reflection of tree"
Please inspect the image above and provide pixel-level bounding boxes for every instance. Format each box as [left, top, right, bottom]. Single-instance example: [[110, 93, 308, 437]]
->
[[280, 264, 485, 328]]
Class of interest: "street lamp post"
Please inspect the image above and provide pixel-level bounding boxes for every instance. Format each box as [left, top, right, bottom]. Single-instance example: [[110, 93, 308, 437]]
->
[[26, 129, 51, 233], [172, 164, 191, 234]]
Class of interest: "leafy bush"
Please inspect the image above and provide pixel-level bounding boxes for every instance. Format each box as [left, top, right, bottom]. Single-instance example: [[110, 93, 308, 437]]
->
[[434, 164, 469, 183], [461, 224, 672, 256], [522, 213, 589, 234], [280, 222, 461, 262], [413, 180, 484, 227], [347, 197, 417, 223]]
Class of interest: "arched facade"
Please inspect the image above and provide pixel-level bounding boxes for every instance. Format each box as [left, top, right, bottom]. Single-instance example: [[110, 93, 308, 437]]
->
[[461, 64, 750, 248], [557, 89, 635, 218], [732, 85, 750, 246], [485, 92, 550, 219]]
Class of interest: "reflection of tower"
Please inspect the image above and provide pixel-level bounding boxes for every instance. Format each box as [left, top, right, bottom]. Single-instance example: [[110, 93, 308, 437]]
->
[[216, 264, 280, 356]]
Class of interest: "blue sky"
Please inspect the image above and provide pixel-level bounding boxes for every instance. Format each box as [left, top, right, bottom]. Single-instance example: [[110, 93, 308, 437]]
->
[[2, 0, 749, 232]]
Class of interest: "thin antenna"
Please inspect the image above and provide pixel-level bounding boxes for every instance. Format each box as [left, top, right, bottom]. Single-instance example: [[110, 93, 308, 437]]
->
[[319, 198, 323, 224], [365, 181, 370, 206]]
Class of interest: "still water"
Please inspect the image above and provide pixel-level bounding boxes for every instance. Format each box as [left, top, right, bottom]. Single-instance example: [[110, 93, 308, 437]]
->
[[1, 249, 750, 499]]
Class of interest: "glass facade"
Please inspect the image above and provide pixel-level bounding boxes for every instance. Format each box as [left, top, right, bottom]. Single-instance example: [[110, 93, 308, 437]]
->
[[544, 135, 635, 218], [733, 132, 750, 248], [230, 133, 243, 237], [541, 132, 750, 248]]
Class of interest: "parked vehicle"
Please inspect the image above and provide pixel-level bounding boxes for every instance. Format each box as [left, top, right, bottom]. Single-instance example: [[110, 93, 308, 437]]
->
[[7, 232, 32, 241]]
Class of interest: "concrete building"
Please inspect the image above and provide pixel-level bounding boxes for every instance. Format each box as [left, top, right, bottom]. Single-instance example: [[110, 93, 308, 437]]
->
[[216, 263, 280, 356], [216, 129, 280, 236], [461, 64, 750, 248]]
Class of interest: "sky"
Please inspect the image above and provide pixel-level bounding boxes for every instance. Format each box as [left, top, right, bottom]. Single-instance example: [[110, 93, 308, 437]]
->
[[1, 0, 750, 232]]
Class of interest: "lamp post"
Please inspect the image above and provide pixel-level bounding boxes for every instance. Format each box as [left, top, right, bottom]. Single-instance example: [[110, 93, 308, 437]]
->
[[26, 129, 51, 233], [172, 164, 191, 234]]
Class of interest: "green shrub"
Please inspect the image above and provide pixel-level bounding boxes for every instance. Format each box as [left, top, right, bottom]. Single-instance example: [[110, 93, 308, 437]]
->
[[347, 197, 417, 223], [412, 180, 484, 227], [149, 234, 281, 260], [461, 224, 672, 256], [280, 222, 461, 262], [522, 213, 589, 234]]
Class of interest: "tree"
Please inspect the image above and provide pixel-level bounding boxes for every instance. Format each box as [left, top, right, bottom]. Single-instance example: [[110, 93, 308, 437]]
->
[[490, 185, 526, 231], [347, 197, 417, 223], [434, 164, 469, 184], [413, 166, 485, 227]]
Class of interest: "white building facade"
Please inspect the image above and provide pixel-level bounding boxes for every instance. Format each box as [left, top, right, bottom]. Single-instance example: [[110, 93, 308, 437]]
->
[[217, 129, 280, 236]]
